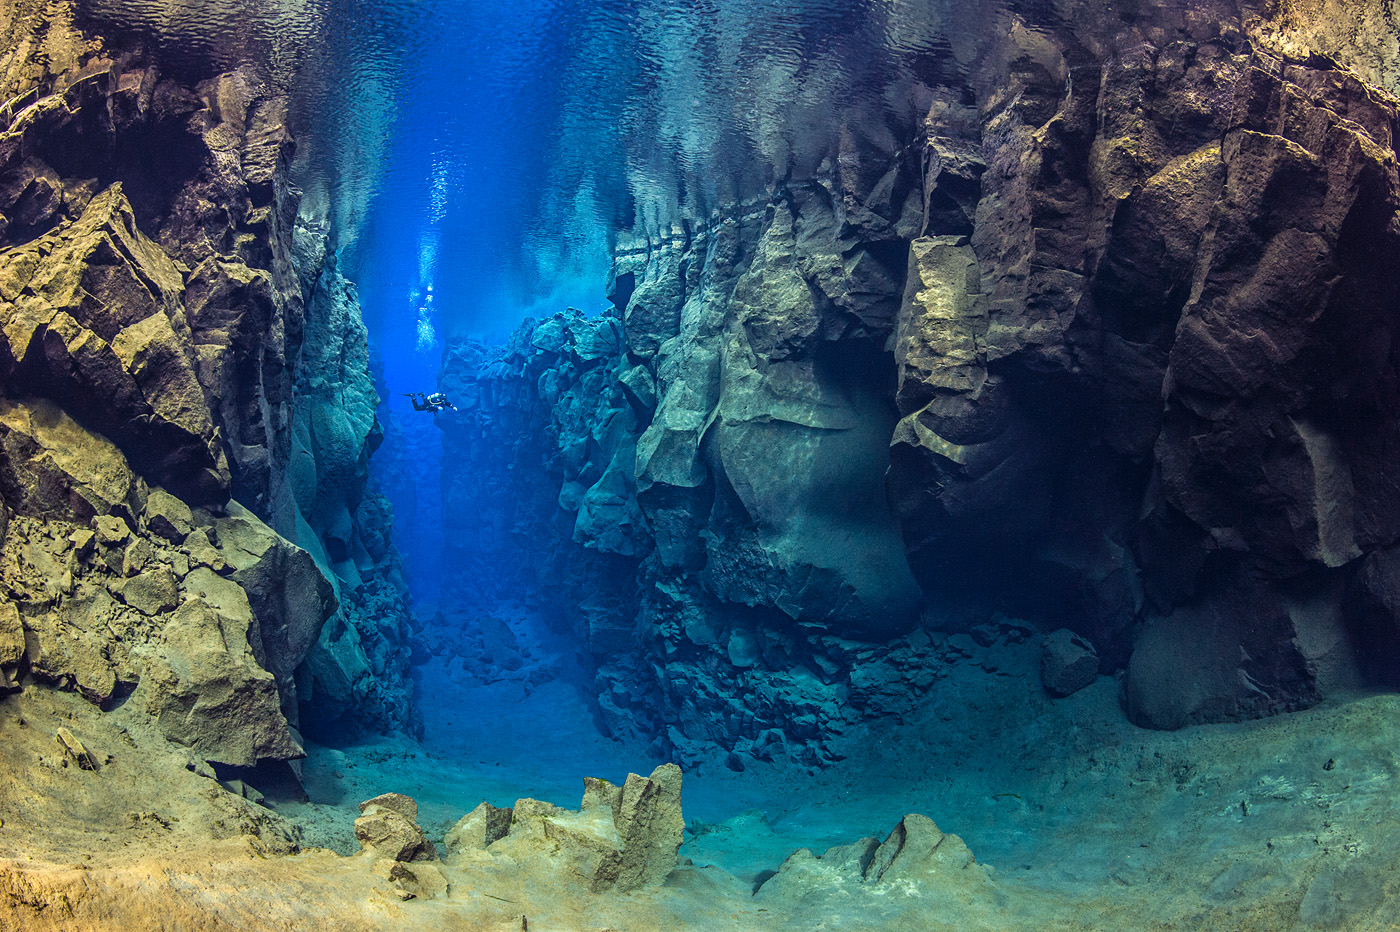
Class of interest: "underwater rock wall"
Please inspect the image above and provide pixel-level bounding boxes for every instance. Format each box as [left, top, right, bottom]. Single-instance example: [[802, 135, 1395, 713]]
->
[[0, 6, 416, 771], [291, 248, 418, 738], [438, 306, 996, 767], [435, 313, 648, 721], [437, 6, 1400, 760], [898, 24, 1400, 731]]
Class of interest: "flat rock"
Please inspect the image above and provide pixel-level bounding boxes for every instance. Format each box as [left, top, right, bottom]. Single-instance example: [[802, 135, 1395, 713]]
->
[[371, 859, 449, 900], [118, 566, 179, 615], [609, 763, 684, 891]]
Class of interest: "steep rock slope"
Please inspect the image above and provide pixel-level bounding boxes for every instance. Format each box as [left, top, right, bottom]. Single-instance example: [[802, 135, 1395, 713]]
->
[[435, 7, 1400, 760], [0, 5, 416, 778]]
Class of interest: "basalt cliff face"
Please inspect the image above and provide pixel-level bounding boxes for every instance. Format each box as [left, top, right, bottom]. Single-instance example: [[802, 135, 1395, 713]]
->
[[0, 4, 416, 777], [436, 6, 1400, 762]]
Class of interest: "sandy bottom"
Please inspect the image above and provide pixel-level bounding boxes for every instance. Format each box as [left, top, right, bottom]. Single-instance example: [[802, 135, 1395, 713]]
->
[[4, 621, 1400, 930], [278, 628, 1400, 930]]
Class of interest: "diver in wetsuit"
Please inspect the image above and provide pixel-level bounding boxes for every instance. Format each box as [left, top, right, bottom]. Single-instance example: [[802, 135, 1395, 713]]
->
[[403, 392, 456, 412]]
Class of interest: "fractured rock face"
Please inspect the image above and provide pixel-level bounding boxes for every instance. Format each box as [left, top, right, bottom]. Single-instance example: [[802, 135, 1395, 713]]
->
[[0, 397, 140, 524], [443, 763, 684, 894], [215, 502, 338, 721], [0, 396, 333, 764], [757, 812, 993, 908], [0, 20, 418, 746], [436, 23, 1400, 748], [0, 185, 229, 504], [593, 762, 685, 891]]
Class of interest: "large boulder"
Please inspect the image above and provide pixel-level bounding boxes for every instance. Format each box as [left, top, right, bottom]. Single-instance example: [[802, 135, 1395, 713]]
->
[[137, 596, 302, 767], [354, 793, 438, 863], [1040, 629, 1099, 698]]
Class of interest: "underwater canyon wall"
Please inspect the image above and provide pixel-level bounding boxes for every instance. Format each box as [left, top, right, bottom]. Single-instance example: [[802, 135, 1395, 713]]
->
[[436, 3, 1400, 762], [0, 3, 416, 779]]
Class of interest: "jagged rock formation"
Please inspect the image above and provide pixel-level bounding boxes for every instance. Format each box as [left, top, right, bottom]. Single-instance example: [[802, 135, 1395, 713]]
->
[[0, 397, 318, 765], [444, 763, 684, 894], [0, 6, 416, 781], [293, 255, 418, 738], [435, 5, 1400, 757], [440, 311, 1025, 765], [755, 813, 993, 907]]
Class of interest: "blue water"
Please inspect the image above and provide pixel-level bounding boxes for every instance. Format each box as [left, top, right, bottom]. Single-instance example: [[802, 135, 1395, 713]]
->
[[330, 0, 954, 396], [78, 0, 988, 829], [81, 0, 958, 389]]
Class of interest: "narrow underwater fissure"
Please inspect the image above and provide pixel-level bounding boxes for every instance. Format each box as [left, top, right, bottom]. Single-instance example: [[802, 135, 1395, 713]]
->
[[2, 0, 1400, 929]]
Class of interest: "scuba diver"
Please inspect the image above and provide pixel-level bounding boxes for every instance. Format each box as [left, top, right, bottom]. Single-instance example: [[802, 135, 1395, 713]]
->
[[403, 392, 456, 412]]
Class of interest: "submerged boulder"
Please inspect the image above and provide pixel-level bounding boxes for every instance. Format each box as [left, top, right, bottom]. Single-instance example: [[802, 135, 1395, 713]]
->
[[355, 792, 438, 863], [139, 598, 302, 767], [1041, 629, 1099, 698]]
